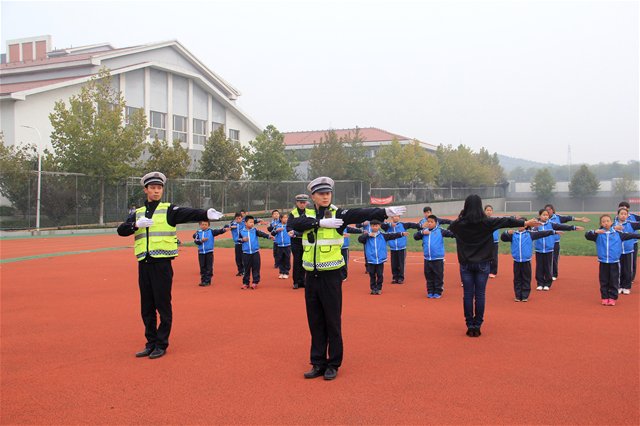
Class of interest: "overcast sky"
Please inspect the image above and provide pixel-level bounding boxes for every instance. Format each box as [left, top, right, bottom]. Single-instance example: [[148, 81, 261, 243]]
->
[[2, 0, 638, 165]]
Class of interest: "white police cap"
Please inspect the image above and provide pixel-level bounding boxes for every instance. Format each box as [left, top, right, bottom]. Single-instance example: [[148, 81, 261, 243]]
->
[[307, 177, 334, 194], [141, 171, 167, 187], [295, 194, 309, 202]]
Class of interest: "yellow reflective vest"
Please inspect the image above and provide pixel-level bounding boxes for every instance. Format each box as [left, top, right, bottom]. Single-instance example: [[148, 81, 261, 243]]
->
[[134, 202, 178, 261], [301, 206, 345, 271]]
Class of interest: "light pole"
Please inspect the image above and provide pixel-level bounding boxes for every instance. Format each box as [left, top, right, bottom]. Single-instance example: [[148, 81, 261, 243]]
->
[[20, 125, 42, 229]]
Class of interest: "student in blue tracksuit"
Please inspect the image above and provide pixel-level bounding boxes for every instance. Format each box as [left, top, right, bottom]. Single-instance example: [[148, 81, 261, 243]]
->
[[585, 214, 640, 306], [382, 215, 421, 284], [418, 206, 453, 228], [544, 204, 590, 280], [501, 225, 557, 301], [238, 215, 274, 289], [357, 219, 406, 295], [613, 207, 640, 294], [193, 220, 228, 286], [270, 212, 295, 279], [533, 208, 584, 291], [268, 209, 281, 268], [413, 215, 455, 298], [229, 212, 245, 276], [357, 221, 373, 273], [341, 226, 363, 281], [618, 201, 639, 282]]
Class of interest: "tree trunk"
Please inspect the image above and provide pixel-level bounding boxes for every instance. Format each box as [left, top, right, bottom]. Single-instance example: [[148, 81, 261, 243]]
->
[[99, 178, 105, 225]]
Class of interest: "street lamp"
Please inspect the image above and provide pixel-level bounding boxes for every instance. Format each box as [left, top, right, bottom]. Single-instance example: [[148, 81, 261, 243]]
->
[[20, 125, 42, 229]]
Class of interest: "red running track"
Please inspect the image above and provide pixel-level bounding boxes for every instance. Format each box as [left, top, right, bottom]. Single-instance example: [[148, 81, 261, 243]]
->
[[1, 234, 638, 424]]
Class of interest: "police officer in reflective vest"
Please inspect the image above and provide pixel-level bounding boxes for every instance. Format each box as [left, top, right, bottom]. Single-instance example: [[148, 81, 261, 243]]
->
[[288, 176, 407, 380], [117, 171, 224, 359]]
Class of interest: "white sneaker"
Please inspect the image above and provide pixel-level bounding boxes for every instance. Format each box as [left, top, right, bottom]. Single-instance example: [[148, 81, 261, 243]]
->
[[283, 274, 289, 279], [622, 289, 631, 295], [618, 288, 624, 294], [278, 274, 284, 279], [552, 277, 557, 281], [536, 286, 543, 291], [543, 286, 550, 291]]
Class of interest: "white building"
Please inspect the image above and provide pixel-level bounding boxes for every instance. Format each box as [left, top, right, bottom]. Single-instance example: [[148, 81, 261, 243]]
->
[[0, 35, 261, 168]]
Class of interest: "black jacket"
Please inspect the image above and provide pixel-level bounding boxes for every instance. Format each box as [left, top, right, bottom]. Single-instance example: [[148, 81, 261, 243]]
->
[[448, 216, 524, 264]]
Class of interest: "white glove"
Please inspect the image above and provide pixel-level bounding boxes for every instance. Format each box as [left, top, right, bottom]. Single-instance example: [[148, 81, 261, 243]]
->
[[385, 206, 407, 217], [135, 217, 154, 228], [319, 218, 344, 228], [207, 208, 224, 220]]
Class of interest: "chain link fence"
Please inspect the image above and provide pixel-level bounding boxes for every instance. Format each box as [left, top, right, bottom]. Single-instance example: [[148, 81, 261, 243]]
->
[[0, 172, 368, 230]]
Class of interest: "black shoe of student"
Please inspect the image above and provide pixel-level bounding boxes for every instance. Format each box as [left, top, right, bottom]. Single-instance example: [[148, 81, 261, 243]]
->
[[466, 328, 474, 337], [204, 282, 211, 286], [293, 283, 299, 289], [324, 367, 338, 381], [391, 279, 398, 284], [198, 282, 206, 286], [397, 280, 404, 284], [475, 328, 482, 337], [148, 348, 166, 359], [303, 365, 326, 379], [236, 272, 243, 276], [135, 347, 154, 357]]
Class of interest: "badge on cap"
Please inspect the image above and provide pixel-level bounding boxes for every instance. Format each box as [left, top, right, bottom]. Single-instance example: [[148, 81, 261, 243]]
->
[[141, 171, 167, 187]]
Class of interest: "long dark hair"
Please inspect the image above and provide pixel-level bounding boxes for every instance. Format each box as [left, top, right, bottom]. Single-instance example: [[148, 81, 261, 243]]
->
[[457, 194, 486, 223]]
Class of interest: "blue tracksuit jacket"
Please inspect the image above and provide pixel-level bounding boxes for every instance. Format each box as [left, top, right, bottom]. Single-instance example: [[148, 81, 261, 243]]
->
[[500, 229, 555, 262], [413, 226, 455, 261], [358, 231, 403, 265], [585, 228, 640, 263]]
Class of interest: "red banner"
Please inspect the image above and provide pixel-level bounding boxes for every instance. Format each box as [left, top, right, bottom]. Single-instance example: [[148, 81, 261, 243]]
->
[[629, 197, 640, 205], [370, 195, 394, 205]]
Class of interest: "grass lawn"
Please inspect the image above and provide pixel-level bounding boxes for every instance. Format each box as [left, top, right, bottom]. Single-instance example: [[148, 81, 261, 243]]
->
[[187, 214, 625, 257]]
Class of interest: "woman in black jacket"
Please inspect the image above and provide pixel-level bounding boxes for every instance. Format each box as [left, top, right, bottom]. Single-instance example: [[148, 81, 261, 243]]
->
[[449, 195, 539, 337]]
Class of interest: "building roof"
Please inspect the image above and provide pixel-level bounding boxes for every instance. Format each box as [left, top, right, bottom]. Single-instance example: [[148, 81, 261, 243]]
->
[[283, 127, 413, 147], [0, 75, 89, 95]]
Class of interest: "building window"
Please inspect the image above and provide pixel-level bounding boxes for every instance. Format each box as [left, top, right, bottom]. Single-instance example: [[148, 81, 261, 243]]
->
[[150, 111, 166, 140], [173, 115, 187, 143], [212, 122, 223, 132], [125, 106, 141, 126], [193, 119, 206, 146], [229, 129, 240, 141]]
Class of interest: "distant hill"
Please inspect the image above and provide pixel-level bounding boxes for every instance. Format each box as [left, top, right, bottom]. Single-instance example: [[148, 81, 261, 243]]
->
[[497, 155, 558, 172]]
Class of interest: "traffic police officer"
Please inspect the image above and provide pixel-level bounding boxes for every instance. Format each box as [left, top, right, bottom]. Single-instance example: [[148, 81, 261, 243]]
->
[[288, 177, 406, 380], [290, 194, 313, 289], [117, 171, 224, 359]]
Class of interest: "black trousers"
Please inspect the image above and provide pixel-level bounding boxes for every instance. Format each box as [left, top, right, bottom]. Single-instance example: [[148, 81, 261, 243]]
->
[[274, 245, 291, 274], [620, 253, 633, 290], [198, 252, 213, 284], [599, 262, 620, 300], [513, 261, 532, 300], [424, 259, 444, 295], [390, 249, 406, 281], [341, 248, 349, 280], [242, 252, 261, 285], [489, 243, 499, 275], [368, 263, 384, 291], [291, 241, 305, 287], [138, 260, 173, 350], [305, 269, 343, 369], [234, 244, 244, 274], [632, 243, 638, 282], [535, 252, 553, 287], [552, 241, 560, 278]]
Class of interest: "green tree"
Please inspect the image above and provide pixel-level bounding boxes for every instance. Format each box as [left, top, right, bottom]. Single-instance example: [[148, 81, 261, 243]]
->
[[569, 164, 600, 211], [244, 125, 295, 181], [144, 136, 191, 179], [308, 130, 347, 179], [0, 135, 37, 217], [343, 128, 370, 182], [436, 144, 494, 187], [403, 140, 440, 187], [199, 126, 244, 180], [48, 68, 148, 224], [375, 138, 406, 186], [613, 173, 639, 200], [530, 168, 556, 203]]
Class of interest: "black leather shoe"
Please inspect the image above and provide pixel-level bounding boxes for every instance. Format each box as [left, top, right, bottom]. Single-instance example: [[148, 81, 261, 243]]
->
[[293, 283, 299, 289], [148, 348, 166, 359], [324, 367, 338, 380], [466, 328, 474, 337], [303, 365, 325, 379], [135, 347, 153, 357], [236, 272, 243, 276], [476, 328, 482, 337]]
